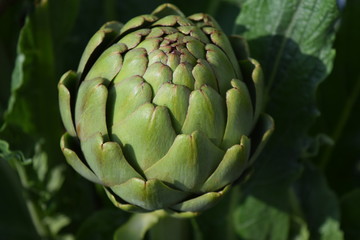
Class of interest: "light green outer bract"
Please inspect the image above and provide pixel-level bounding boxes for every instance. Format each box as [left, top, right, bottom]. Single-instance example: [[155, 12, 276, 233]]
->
[[58, 3, 274, 217]]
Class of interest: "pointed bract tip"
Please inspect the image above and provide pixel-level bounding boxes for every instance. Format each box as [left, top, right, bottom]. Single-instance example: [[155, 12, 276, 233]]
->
[[152, 3, 185, 18]]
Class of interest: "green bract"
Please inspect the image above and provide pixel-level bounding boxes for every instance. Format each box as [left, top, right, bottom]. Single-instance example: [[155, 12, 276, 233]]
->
[[58, 4, 273, 216]]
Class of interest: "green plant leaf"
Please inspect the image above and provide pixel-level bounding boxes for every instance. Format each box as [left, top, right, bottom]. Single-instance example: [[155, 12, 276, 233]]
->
[[0, 1, 348, 239], [295, 162, 343, 240], [234, 185, 308, 240], [0, 0, 61, 157], [310, 1, 360, 238], [76, 209, 130, 240], [340, 189, 360, 239], [211, 0, 245, 35], [312, 0, 360, 193], [0, 0, 31, 120], [0, 2, 60, 235], [0, 140, 40, 240], [0, 0, 101, 238], [231, 0, 339, 239], [195, 186, 241, 240], [290, 216, 310, 240], [233, 194, 290, 240], [234, 0, 339, 186]]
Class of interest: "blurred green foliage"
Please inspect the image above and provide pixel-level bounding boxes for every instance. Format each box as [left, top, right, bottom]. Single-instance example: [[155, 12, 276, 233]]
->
[[0, 0, 359, 239]]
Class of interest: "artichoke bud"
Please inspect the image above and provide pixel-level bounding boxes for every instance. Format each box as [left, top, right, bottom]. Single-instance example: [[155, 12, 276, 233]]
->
[[58, 3, 274, 216]]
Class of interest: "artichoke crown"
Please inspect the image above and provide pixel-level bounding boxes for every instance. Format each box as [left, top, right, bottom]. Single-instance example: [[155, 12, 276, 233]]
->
[[58, 4, 273, 216]]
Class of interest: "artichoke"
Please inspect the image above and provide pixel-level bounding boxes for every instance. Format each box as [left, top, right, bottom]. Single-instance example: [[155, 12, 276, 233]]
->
[[58, 3, 273, 216]]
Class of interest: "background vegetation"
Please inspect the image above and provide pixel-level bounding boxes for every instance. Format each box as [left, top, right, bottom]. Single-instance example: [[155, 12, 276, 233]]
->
[[0, 0, 359, 239]]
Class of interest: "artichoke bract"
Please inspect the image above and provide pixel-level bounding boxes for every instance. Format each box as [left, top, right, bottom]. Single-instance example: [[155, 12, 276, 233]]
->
[[59, 4, 273, 216]]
